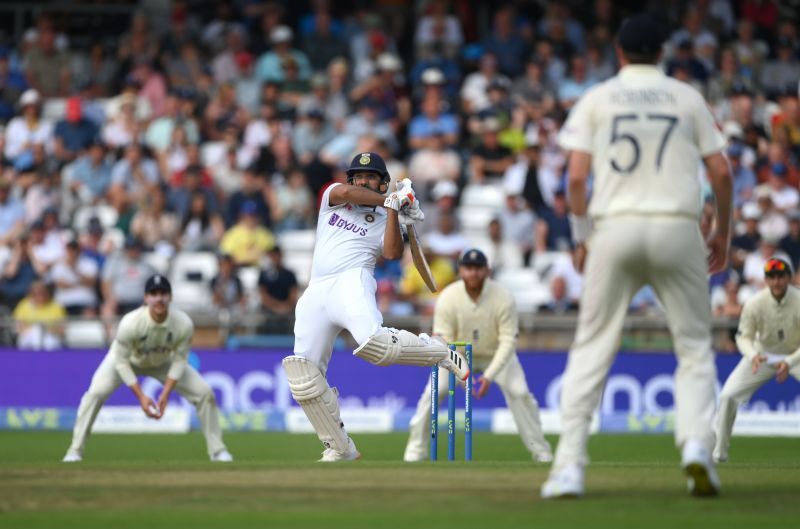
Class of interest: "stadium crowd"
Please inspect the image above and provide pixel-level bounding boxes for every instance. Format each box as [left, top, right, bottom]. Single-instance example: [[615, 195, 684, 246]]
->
[[0, 0, 799, 349]]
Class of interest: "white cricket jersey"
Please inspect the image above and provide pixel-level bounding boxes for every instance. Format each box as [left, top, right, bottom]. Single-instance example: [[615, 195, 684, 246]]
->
[[559, 64, 726, 220], [109, 305, 194, 386], [735, 286, 800, 367], [309, 183, 387, 280]]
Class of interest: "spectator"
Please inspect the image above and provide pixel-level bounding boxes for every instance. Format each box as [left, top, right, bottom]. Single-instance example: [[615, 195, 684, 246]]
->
[[408, 93, 459, 151], [63, 139, 113, 210], [766, 163, 798, 212], [728, 142, 756, 208], [108, 142, 161, 210], [485, 217, 523, 275], [469, 117, 513, 184], [4, 89, 53, 165], [426, 213, 470, 262], [100, 237, 154, 317], [130, 58, 168, 118], [503, 127, 551, 215], [349, 52, 410, 132], [398, 244, 456, 317], [50, 239, 99, 315], [269, 167, 314, 232], [558, 56, 597, 110], [540, 275, 579, 314], [743, 237, 780, 288], [53, 98, 99, 164], [512, 58, 557, 117], [179, 191, 226, 252], [407, 131, 462, 195], [731, 19, 768, 82], [414, 0, 463, 61], [226, 166, 272, 227], [760, 37, 800, 97], [779, 210, 800, 271], [212, 27, 248, 85], [422, 179, 458, 235], [220, 200, 276, 266], [291, 108, 336, 165], [233, 51, 260, 115], [342, 99, 398, 154], [27, 219, 63, 274], [255, 25, 312, 83], [497, 193, 536, 265], [77, 217, 116, 270], [301, 10, 350, 72], [0, 234, 42, 308], [297, 64, 350, 130], [144, 92, 200, 154], [0, 48, 28, 122], [731, 201, 762, 272], [13, 280, 65, 350], [536, 190, 572, 252], [0, 180, 25, 247], [257, 245, 298, 333], [461, 52, 501, 115], [102, 93, 141, 148], [482, 5, 528, 78], [24, 26, 70, 97], [130, 187, 180, 254], [210, 253, 245, 311], [754, 186, 788, 241]]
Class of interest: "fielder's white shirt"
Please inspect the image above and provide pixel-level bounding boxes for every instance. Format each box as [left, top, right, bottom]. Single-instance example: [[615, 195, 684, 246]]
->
[[309, 183, 387, 280], [433, 279, 518, 381], [110, 306, 194, 385], [559, 64, 726, 220], [736, 286, 800, 367]]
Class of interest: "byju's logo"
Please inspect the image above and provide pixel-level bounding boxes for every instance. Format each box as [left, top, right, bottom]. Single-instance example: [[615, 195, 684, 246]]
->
[[327, 212, 368, 236]]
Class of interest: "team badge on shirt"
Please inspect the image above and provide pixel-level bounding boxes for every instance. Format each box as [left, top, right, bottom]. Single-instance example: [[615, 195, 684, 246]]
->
[[365, 214, 375, 223]]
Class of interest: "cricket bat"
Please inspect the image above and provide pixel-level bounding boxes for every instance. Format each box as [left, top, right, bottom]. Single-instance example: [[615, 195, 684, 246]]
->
[[407, 224, 438, 293]]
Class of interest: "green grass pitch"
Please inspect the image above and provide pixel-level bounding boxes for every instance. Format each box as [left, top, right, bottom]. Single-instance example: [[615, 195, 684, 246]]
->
[[1, 431, 798, 528]]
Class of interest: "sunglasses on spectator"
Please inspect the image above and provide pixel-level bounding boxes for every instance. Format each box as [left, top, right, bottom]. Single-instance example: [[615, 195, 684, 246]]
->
[[764, 258, 790, 277]]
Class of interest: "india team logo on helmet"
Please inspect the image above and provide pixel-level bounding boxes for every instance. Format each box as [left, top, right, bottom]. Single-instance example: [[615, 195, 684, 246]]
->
[[346, 151, 390, 194]]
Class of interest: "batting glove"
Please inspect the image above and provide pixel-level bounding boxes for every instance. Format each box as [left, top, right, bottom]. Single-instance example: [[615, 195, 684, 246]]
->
[[399, 202, 425, 225], [384, 191, 415, 211]]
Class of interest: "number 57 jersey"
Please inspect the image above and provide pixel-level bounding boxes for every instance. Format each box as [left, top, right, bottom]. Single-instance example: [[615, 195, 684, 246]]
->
[[558, 64, 726, 221]]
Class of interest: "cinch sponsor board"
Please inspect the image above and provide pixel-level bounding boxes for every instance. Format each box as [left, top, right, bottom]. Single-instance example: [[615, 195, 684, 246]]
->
[[1, 348, 799, 415]]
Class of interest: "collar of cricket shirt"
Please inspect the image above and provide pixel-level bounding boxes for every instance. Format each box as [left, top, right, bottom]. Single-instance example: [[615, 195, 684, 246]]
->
[[618, 64, 662, 78]]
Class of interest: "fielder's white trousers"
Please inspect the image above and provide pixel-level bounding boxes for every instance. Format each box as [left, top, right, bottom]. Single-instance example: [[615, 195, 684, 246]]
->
[[404, 354, 551, 460], [68, 352, 227, 457], [293, 268, 382, 374], [714, 357, 800, 459], [553, 216, 717, 469]]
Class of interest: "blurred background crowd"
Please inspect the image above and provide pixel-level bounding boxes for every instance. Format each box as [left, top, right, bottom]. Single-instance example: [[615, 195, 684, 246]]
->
[[0, 0, 799, 350]]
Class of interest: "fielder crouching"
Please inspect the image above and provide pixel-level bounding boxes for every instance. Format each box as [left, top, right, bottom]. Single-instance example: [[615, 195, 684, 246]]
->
[[63, 275, 232, 463]]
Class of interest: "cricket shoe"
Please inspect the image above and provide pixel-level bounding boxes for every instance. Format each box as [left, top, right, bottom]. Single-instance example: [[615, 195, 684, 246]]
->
[[211, 449, 234, 462], [319, 437, 361, 462], [712, 450, 728, 464], [534, 452, 554, 464], [682, 439, 720, 497], [62, 451, 82, 463], [540, 464, 584, 499], [431, 335, 470, 381]]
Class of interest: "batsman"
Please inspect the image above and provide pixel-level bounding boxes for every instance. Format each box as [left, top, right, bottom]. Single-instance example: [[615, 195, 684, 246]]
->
[[284, 152, 469, 462], [403, 248, 552, 462]]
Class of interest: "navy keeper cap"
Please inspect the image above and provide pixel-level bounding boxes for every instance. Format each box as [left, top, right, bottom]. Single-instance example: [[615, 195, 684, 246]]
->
[[145, 274, 172, 294], [459, 248, 488, 267], [617, 14, 665, 55]]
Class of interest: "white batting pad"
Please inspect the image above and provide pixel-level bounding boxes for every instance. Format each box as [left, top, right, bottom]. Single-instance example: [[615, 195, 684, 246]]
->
[[353, 329, 449, 366], [282, 356, 351, 453]]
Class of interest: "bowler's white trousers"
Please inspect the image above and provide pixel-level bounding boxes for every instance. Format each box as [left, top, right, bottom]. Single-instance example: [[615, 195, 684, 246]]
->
[[68, 352, 227, 457], [553, 216, 718, 469]]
